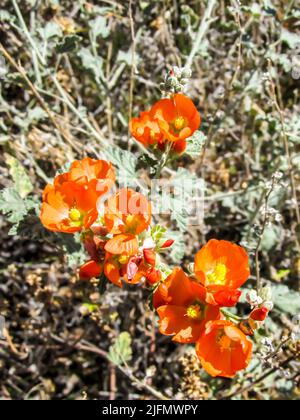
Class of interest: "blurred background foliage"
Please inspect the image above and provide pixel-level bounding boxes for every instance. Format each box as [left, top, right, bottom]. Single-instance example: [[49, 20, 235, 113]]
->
[[0, 0, 299, 400]]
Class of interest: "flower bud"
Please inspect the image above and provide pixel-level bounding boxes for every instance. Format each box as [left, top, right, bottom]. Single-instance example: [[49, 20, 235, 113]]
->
[[263, 300, 274, 311], [161, 239, 174, 249], [172, 66, 182, 78], [181, 67, 192, 78], [260, 286, 272, 302], [143, 249, 156, 266], [146, 268, 162, 285], [245, 290, 263, 308], [250, 307, 269, 321], [180, 78, 189, 85], [168, 76, 178, 88], [239, 320, 254, 336]]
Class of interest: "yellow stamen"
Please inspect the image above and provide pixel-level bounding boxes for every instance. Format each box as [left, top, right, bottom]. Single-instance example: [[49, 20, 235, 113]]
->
[[125, 214, 139, 233], [173, 116, 186, 131], [149, 130, 156, 141], [69, 208, 82, 222], [118, 255, 130, 265], [186, 304, 202, 320], [207, 264, 227, 286], [216, 331, 232, 351]]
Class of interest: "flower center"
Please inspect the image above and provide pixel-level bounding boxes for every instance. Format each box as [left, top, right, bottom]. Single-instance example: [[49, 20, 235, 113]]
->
[[207, 264, 227, 285], [173, 116, 186, 132], [125, 214, 139, 233], [186, 304, 202, 320], [216, 331, 232, 351], [118, 254, 130, 265], [69, 208, 83, 226], [149, 129, 156, 141]]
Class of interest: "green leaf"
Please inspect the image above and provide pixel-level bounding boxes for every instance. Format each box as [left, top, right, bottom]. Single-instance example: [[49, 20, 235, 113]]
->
[[272, 285, 300, 315], [13, 106, 47, 131], [0, 10, 15, 22], [139, 1, 150, 10], [5, 155, 33, 198], [78, 48, 104, 82], [62, 233, 86, 268], [117, 50, 134, 66], [108, 332, 132, 366], [66, 250, 86, 269], [27, 106, 47, 126], [0, 188, 38, 235], [261, 225, 282, 251], [103, 146, 143, 190], [165, 169, 204, 233], [185, 131, 206, 158], [273, 269, 290, 281], [170, 197, 189, 232], [151, 225, 167, 242], [38, 22, 62, 40], [250, 3, 262, 18], [89, 16, 110, 42], [281, 29, 300, 49], [0, 188, 27, 223], [56, 35, 81, 53], [168, 231, 185, 263]]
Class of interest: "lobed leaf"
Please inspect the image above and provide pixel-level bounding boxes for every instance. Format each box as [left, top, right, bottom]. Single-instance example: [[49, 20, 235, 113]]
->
[[108, 332, 132, 366]]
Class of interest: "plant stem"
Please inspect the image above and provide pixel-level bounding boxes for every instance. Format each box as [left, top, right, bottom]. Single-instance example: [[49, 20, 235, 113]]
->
[[128, 0, 136, 143], [254, 178, 275, 293], [186, 0, 218, 68], [51, 335, 169, 400], [11, 0, 46, 66], [154, 143, 172, 178], [221, 309, 242, 322], [267, 59, 300, 226]]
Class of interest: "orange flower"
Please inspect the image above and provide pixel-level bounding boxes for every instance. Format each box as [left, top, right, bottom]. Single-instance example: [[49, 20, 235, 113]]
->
[[150, 94, 201, 143], [103, 234, 139, 287], [104, 188, 151, 235], [40, 181, 99, 233], [153, 268, 220, 343], [55, 157, 115, 197], [194, 240, 250, 307], [196, 320, 252, 378], [103, 236, 160, 287], [79, 260, 103, 280], [104, 253, 146, 287], [129, 111, 164, 147]]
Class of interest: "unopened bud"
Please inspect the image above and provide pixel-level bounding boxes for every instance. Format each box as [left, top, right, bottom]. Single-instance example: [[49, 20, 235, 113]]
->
[[245, 290, 263, 308], [181, 67, 192, 78], [172, 66, 182, 78], [260, 286, 272, 302]]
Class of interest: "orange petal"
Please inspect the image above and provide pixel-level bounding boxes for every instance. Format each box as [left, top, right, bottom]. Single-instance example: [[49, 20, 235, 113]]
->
[[157, 305, 203, 343], [79, 260, 103, 280], [153, 267, 206, 309], [104, 259, 122, 287], [105, 234, 139, 256]]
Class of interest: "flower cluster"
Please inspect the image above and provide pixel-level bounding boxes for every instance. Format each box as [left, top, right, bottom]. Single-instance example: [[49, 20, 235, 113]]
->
[[40, 165, 270, 378], [40, 157, 174, 288], [129, 93, 201, 154], [153, 239, 269, 378]]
